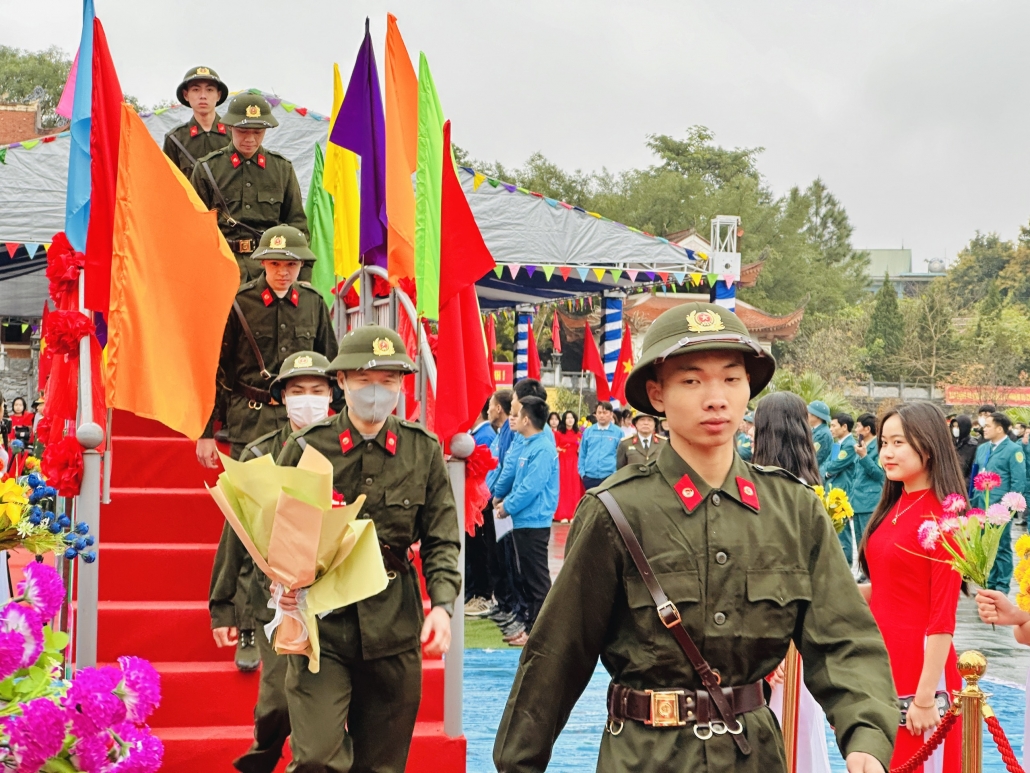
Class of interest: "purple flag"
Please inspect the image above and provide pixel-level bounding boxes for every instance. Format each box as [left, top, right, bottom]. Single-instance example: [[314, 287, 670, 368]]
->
[[330, 18, 388, 268]]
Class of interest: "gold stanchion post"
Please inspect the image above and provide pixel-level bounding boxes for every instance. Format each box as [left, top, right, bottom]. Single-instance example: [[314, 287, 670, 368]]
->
[[781, 642, 802, 773], [957, 651, 988, 773]]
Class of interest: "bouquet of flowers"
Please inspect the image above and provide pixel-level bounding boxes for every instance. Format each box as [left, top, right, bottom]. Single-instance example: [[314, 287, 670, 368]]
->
[[1012, 534, 1030, 612], [917, 477, 1026, 587], [0, 471, 95, 560], [812, 485, 854, 533], [0, 562, 162, 772]]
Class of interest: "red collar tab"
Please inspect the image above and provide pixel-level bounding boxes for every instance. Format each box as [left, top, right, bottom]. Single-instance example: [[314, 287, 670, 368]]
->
[[385, 431, 398, 456], [631, 437, 638, 445], [289, 288, 299, 306], [736, 476, 760, 511], [189, 125, 199, 137], [217, 123, 227, 134], [231, 152, 241, 168], [257, 154, 266, 169], [332, 489, 347, 506], [339, 429, 354, 454], [674, 473, 704, 512], [261, 288, 274, 306]]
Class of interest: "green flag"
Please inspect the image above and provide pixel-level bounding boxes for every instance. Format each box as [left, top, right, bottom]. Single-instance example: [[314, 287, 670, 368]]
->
[[414, 52, 445, 320], [305, 143, 336, 306]]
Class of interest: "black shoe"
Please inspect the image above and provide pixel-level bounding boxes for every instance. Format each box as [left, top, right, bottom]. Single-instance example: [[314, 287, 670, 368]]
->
[[235, 629, 260, 672], [500, 619, 525, 636], [487, 607, 513, 622]]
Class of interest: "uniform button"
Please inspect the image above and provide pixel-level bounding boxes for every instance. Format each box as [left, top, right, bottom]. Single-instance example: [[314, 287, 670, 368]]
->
[[715, 551, 728, 565], [246, 160, 251, 165], [711, 493, 721, 506], [365, 477, 373, 485], [246, 182, 252, 187], [638, 465, 647, 472], [245, 204, 252, 209], [403, 498, 410, 506], [366, 442, 374, 450], [280, 323, 286, 330], [280, 346, 287, 352], [714, 612, 727, 625]]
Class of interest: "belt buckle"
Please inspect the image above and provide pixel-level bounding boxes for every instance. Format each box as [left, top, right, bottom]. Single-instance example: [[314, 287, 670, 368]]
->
[[239, 239, 253, 253], [656, 600, 681, 628], [646, 690, 686, 727]]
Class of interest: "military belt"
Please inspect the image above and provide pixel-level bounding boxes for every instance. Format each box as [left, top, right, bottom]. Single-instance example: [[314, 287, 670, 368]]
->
[[379, 541, 411, 580], [228, 238, 256, 254], [606, 681, 765, 736], [233, 382, 274, 406]]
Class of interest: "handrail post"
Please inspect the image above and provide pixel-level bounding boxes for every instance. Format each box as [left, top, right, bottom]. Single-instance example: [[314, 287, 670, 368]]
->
[[443, 434, 472, 738], [957, 650, 987, 773]]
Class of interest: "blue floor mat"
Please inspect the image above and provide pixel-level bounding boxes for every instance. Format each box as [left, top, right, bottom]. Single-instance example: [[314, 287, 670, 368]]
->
[[464, 649, 1026, 773]]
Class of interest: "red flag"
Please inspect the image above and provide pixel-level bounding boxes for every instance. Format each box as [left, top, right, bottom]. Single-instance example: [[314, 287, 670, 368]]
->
[[610, 322, 634, 404], [433, 121, 496, 449], [84, 17, 123, 315], [485, 314, 497, 388], [527, 321, 541, 380], [38, 303, 53, 393], [551, 310, 562, 354], [581, 323, 611, 401]]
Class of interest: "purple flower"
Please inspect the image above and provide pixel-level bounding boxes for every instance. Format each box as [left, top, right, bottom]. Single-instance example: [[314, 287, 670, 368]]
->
[[1002, 491, 1028, 514], [941, 493, 968, 514], [0, 604, 43, 668], [918, 520, 941, 550], [987, 503, 1012, 526], [108, 723, 164, 773], [64, 666, 127, 737], [71, 733, 114, 773], [116, 656, 161, 723], [18, 562, 66, 621], [2, 697, 68, 772]]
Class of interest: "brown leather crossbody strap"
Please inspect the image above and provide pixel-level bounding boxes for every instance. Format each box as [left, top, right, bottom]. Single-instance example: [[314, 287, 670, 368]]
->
[[232, 300, 273, 380], [597, 490, 751, 755], [167, 134, 198, 168], [201, 161, 263, 238]]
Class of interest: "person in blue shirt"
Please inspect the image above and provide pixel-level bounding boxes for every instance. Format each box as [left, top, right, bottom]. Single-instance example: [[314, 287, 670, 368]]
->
[[808, 400, 834, 475], [496, 396, 558, 644], [851, 413, 885, 570], [824, 413, 861, 564], [578, 401, 623, 489], [465, 395, 506, 617], [972, 412, 1027, 592]]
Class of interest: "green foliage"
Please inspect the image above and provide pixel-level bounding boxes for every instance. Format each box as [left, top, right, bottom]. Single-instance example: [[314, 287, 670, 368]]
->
[[864, 276, 905, 379], [895, 281, 958, 384], [767, 370, 854, 415], [944, 232, 1014, 309], [0, 45, 72, 127], [548, 387, 583, 417]]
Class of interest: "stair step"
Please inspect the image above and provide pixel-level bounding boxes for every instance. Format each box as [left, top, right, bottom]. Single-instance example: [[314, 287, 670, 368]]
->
[[103, 489, 226, 544], [99, 543, 215, 602], [111, 410, 185, 439], [147, 658, 445, 728], [110, 437, 221, 489]]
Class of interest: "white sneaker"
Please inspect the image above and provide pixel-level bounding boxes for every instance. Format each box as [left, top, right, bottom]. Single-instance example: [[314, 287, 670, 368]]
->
[[464, 597, 492, 617]]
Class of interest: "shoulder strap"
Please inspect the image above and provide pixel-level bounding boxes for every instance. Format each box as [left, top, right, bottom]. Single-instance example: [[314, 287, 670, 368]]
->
[[596, 490, 751, 754], [201, 161, 263, 238], [232, 300, 272, 380], [167, 133, 198, 168]]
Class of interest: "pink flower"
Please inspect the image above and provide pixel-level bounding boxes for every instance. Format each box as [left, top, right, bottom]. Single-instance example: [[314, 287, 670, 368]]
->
[[987, 503, 1012, 526], [2, 697, 68, 773], [974, 471, 1002, 492], [108, 722, 164, 772], [940, 517, 962, 533], [18, 562, 65, 622], [117, 656, 161, 723], [64, 666, 127, 737], [1002, 491, 1028, 514], [0, 605, 43, 668], [918, 520, 941, 550], [941, 493, 968, 514]]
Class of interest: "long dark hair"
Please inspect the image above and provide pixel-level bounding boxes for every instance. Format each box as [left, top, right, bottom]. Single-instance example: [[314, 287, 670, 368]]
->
[[752, 392, 822, 486], [559, 411, 580, 434], [858, 401, 967, 574]]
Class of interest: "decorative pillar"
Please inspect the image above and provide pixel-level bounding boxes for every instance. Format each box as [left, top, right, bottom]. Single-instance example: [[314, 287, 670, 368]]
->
[[602, 292, 624, 388], [515, 305, 533, 382], [713, 279, 736, 313]]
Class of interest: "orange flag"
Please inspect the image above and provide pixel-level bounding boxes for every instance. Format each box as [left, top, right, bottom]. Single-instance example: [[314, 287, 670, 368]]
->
[[385, 13, 418, 285], [104, 104, 239, 440]]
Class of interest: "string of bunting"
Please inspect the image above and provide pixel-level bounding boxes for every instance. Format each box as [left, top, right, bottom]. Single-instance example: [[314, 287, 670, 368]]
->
[[1, 242, 50, 260], [491, 262, 735, 289]]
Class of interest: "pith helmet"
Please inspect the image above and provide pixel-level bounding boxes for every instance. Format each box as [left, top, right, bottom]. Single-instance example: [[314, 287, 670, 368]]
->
[[631, 413, 658, 426], [807, 400, 832, 424], [270, 351, 333, 403], [176, 66, 228, 107], [251, 226, 317, 263], [624, 302, 775, 416], [328, 326, 417, 374], [222, 93, 279, 128]]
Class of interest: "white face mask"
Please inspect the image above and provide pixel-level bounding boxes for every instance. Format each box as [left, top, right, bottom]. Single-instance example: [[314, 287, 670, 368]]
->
[[952, 426, 960, 438], [978, 416, 987, 427], [284, 394, 331, 428]]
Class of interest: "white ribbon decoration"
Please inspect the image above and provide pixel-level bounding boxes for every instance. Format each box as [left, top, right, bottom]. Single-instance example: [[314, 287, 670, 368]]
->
[[264, 581, 310, 647]]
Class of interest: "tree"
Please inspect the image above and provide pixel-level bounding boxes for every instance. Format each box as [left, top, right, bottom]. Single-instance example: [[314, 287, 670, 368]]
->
[[943, 232, 1014, 309], [0, 45, 72, 127], [895, 281, 958, 385], [864, 275, 904, 380]]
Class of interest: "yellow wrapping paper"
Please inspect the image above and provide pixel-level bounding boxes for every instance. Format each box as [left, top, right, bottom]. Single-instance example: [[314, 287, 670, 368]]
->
[[206, 446, 389, 672]]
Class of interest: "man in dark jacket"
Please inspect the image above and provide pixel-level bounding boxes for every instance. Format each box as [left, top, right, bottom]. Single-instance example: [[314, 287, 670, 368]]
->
[[952, 414, 978, 484]]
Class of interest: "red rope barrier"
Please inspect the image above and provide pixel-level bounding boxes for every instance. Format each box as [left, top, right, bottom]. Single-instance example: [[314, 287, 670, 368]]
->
[[986, 715, 1026, 773], [890, 709, 960, 773]]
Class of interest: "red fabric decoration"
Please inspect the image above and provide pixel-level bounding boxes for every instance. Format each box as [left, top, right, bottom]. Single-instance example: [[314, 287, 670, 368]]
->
[[45, 311, 96, 356], [46, 232, 85, 310], [463, 444, 498, 536], [41, 435, 85, 496], [372, 275, 392, 298]]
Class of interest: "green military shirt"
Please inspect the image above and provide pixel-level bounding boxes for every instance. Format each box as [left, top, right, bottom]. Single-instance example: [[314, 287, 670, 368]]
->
[[162, 113, 229, 180], [277, 410, 461, 659], [813, 422, 833, 474], [494, 444, 898, 773], [851, 440, 884, 515], [190, 142, 308, 282], [823, 434, 859, 500], [736, 431, 753, 462], [616, 434, 664, 469], [209, 423, 294, 629], [204, 276, 337, 447]]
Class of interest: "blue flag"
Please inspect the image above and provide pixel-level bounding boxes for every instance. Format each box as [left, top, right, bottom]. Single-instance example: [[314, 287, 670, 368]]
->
[[65, 0, 95, 252]]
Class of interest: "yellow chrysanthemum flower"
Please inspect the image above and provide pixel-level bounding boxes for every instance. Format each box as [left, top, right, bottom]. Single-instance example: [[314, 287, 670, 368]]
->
[[812, 485, 826, 501], [1018, 591, 1030, 614], [1016, 561, 1029, 583], [0, 479, 26, 526], [1020, 573, 1030, 596], [1017, 535, 1030, 558]]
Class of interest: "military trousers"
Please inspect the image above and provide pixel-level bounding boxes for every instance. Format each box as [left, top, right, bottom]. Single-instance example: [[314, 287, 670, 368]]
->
[[228, 441, 257, 632], [987, 520, 1015, 592], [285, 608, 422, 773], [234, 627, 291, 773]]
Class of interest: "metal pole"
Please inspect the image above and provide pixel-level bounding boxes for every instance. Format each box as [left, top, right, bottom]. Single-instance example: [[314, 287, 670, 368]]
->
[[101, 408, 113, 504], [443, 434, 471, 739], [957, 650, 987, 773]]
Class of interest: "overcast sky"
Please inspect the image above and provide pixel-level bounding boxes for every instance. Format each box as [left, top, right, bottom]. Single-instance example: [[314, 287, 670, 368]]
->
[[5, 0, 1028, 270]]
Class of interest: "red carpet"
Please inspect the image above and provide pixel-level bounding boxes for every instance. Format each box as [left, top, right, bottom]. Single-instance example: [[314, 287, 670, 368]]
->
[[100, 410, 465, 772]]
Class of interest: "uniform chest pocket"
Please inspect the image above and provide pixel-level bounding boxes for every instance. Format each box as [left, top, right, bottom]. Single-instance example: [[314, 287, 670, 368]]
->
[[385, 488, 425, 512], [291, 326, 316, 342], [625, 570, 700, 609], [256, 191, 283, 218], [746, 569, 811, 639]]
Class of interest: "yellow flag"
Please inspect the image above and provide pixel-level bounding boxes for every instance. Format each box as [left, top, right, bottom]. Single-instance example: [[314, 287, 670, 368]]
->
[[323, 64, 361, 280]]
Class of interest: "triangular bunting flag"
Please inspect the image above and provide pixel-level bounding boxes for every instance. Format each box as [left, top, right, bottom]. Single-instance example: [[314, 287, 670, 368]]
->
[[516, 187, 529, 194], [657, 272, 669, 283], [4, 243, 19, 258], [723, 274, 735, 288], [542, 265, 555, 280], [611, 269, 622, 282], [686, 249, 696, 260], [43, 243, 51, 252], [282, 102, 297, 112], [544, 197, 558, 207], [487, 178, 499, 187], [672, 272, 685, 284], [23, 243, 41, 259], [592, 268, 606, 282], [707, 273, 719, 286], [559, 201, 573, 210], [559, 266, 572, 281], [698, 252, 708, 260], [525, 265, 537, 277], [576, 267, 590, 281], [0, 148, 6, 164], [508, 263, 521, 278], [502, 183, 516, 192], [645, 272, 656, 281], [690, 273, 703, 286], [21, 140, 39, 150], [625, 269, 638, 281], [493, 266, 503, 278], [473, 172, 487, 191]]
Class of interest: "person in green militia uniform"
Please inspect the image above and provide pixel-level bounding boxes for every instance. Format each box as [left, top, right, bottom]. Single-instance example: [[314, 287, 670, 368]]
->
[[274, 325, 460, 773], [494, 302, 898, 773], [808, 400, 834, 475], [190, 93, 308, 283], [162, 66, 230, 179], [209, 350, 336, 773], [735, 410, 754, 461], [197, 226, 337, 672]]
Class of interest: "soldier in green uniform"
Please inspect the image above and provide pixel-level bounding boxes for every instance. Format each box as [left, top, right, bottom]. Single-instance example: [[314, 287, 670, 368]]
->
[[852, 413, 884, 582], [275, 325, 461, 773], [209, 350, 336, 773], [808, 400, 833, 474], [198, 226, 338, 671], [494, 303, 898, 773], [616, 414, 664, 468], [824, 413, 860, 562], [735, 410, 754, 461], [190, 93, 308, 283], [162, 66, 230, 179]]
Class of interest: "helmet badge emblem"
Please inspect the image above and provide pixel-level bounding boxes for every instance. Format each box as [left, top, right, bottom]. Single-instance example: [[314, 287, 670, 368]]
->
[[195, 67, 211, 76], [686, 310, 725, 333], [293, 355, 313, 368], [245, 104, 261, 118], [269, 235, 287, 250], [372, 338, 396, 356]]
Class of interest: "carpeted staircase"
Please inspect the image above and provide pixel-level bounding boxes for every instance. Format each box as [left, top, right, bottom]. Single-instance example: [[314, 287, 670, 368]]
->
[[99, 410, 465, 772]]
